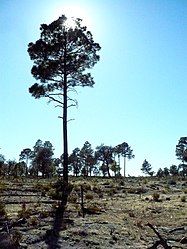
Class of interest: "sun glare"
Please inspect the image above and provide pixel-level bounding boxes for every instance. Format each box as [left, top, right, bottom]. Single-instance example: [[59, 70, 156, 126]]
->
[[52, 3, 92, 28]]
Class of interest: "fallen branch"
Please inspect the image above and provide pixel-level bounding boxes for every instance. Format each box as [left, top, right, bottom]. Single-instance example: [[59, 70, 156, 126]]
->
[[146, 223, 171, 249], [0, 217, 26, 232]]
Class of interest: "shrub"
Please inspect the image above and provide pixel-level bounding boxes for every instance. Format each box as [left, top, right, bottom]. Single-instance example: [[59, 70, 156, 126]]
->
[[82, 183, 92, 191], [49, 181, 73, 200], [85, 192, 94, 200], [34, 181, 51, 193], [17, 208, 32, 219], [181, 196, 186, 202], [73, 184, 80, 192], [11, 229, 22, 245], [0, 201, 6, 216], [92, 185, 101, 193], [85, 204, 101, 214], [39, 210, 49, 218], [68, 194, 78, 203], [98, 192, 104, 198], [107, 188, 117, 196], [152, 192, 160, 202], [29, 216, 39, 226], [183, 188, 187, 194], [127, 187, 147, 194], [0, 182, 7, 192], [168, 179, 176, 185]]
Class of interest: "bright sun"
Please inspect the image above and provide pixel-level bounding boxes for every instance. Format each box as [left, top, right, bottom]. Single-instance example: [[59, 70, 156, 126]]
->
[[53, 3, 92, 28]]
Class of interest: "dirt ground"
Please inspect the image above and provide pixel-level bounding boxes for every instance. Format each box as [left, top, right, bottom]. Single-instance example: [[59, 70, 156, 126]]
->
[[0, 176, 187, 248]]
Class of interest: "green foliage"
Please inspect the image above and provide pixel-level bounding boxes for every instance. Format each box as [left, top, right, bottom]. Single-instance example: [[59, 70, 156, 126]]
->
[[28, 15, 101, 184], [176, 137, 187, 163], [141, 159, 154, 176], [114, 142, 135, 160], [0, 154, 5, 176], [68, 148, 82, 176], [50, 179, 73, 200], [80, 141, 95, 176], [169, 165, 179, 176]]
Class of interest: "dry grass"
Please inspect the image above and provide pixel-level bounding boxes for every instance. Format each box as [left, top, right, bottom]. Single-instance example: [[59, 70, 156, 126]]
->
[[0, 176, 187, 248]]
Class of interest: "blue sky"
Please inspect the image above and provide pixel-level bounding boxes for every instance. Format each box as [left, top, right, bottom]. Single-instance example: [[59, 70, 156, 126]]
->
[[0, 0, 187, 176]]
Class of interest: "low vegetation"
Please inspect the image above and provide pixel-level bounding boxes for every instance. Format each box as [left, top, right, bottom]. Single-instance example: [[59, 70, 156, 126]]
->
[[0, 175, 187, 248]]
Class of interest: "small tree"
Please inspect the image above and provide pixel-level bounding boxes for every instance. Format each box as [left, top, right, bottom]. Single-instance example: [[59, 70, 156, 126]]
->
[[19, 148, 33, 176], [156, 168, 164, 177], [34, 147, 54, 178], [0, 154, 5, 176], [28, 15, 101, 184], [176, 137, 187, 163], [95, 144, 114, 177], [141, 159, 154, 176], [163, 167, 170, 177], [169, 164, 179, 176], [114, 142, 135, 177], [68, 148, 82, 176], [7, 160, 17, 176], [80, 141, 95, 176]]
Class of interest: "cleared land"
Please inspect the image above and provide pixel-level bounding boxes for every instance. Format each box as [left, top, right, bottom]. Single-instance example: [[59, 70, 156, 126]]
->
[[0, 176, 187, 248]]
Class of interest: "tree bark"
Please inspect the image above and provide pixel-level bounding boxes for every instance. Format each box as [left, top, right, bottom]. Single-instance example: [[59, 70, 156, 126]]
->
[[124, 157, 126, 177], [106, 162, 111, 178], [63, 33, 68, 184]]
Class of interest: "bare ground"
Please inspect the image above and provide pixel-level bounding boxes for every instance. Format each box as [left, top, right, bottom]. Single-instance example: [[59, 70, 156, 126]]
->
[[0, 176, 187, 248]]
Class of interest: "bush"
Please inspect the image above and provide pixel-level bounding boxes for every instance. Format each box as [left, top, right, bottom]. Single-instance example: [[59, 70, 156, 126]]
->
[[82, 183, 92, 191], [17, 208, 32, 219], [85, 204, 101, 214], [127, 187, 147, 194], [181, 196, 186, 202], [39, 210, 50, 218], [0, 201, 6, 216], [183, 188, 187, 194], [0, 182, 7, 192], [29, 216, 39, 226], [168, 179, 176, 185], [152, 192, 160, 202], [85, 192, 94, 200], [107, 188, 117, 196], [68, 194, 78, 203]]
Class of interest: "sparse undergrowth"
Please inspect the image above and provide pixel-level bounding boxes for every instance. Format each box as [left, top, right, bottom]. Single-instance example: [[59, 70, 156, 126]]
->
[[0, 176, 187, 248]]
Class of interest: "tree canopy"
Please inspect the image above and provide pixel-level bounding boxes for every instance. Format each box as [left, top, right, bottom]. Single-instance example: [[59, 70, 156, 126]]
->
[[28, 15, 101, 183]]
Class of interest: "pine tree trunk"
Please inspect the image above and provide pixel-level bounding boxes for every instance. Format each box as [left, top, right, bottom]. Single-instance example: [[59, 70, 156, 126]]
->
[[124, 157, 126, 177], [63, 37, 68, 184], [106, 162, 111, 178]]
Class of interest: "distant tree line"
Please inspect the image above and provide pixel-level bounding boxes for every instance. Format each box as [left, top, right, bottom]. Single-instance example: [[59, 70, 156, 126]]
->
[[0, 140, 134, 178], [141, 136, 187, 177]]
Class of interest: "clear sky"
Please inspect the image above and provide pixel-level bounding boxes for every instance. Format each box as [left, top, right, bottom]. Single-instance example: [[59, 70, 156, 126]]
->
[[0, 0, 187, 176]]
